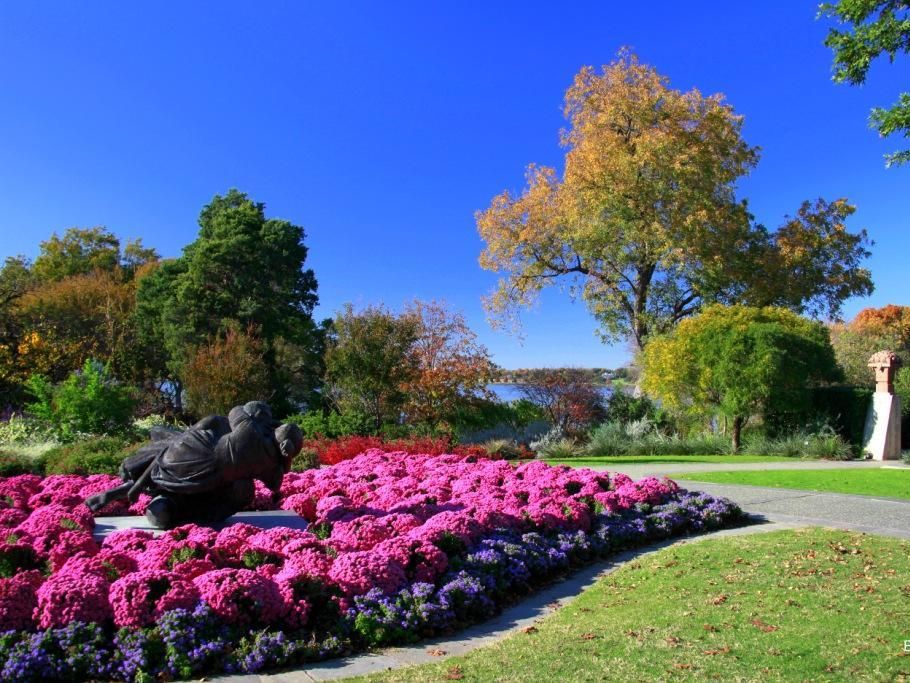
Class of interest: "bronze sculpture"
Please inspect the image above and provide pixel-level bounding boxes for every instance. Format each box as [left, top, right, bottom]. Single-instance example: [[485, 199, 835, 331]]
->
[[85, 401, 304, 529]]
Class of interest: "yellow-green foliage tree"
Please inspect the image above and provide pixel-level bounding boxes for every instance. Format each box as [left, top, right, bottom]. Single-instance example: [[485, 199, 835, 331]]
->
[[477, 50, 872, 348], [641, 305, 842, 450], [1, 230, 158, 403], [15, 271, 138, 383]]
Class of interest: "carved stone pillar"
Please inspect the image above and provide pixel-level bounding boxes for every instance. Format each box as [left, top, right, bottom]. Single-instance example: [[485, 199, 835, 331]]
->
[[862, 351, 902, 461]]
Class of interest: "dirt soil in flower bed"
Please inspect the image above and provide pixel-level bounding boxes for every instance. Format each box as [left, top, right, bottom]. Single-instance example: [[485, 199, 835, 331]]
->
[[0, 449, 742, 681]]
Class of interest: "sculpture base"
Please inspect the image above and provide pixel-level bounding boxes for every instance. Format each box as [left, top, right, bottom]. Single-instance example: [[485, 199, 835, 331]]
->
[[862, 392, 902, 461], [92, 510, 308, 542]]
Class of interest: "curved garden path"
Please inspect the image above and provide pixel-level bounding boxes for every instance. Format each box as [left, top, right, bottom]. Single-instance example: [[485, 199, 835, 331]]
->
[[219, 459, 910, 682]]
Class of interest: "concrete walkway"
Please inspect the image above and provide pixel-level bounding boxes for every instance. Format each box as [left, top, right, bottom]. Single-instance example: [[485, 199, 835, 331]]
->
[[217, 459, 910, 682], [582, 457, 907, 479]]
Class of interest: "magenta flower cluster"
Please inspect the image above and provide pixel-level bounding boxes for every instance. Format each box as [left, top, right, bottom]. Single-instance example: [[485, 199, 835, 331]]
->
[[0, 451, 684, 634]]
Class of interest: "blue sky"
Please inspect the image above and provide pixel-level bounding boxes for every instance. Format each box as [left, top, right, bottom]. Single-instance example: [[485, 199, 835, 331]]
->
[[1, 1, 907, 370]]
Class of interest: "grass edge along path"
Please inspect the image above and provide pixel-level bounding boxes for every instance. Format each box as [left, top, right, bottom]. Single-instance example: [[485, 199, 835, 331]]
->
[[350, 528, 910, 682], [545, 454, 801, 467], [676, 468, 910, 501]]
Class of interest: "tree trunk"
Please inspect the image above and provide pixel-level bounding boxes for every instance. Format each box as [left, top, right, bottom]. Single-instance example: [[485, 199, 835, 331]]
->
[[731, 415, 744, 452]]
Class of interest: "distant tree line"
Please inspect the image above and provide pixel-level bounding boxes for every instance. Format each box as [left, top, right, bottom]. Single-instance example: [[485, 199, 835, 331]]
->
[[492, 367, 614, 385]]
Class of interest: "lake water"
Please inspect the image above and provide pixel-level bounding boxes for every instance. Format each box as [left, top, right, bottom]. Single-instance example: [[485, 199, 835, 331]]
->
[[487, 383, 612, 403]]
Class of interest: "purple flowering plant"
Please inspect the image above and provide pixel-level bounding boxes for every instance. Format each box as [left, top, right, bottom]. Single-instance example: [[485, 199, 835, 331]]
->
[[0, 450, 743, 681]]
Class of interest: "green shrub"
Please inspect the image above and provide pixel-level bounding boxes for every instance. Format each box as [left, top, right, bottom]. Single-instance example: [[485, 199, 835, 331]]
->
[[896, 368, 910, 449], [285, 410, 374, 439], [742, 427, 854, 460], [0, 450, 45, 476], [481, 438, 533, 460], [0, 415, 57, 445], [42, 435, 140, 475], [26, 360, 136, 440], [530, 428, 581, 458], [132, 414, 185, 439], [0, 415, 60, 460], [603, 392, 669, 429], [810, 386, 872, 447], [534, 437, 580, 459], [505, 399, 546, 429], [292, 446, 320, 472], [585, 420, 730, 456]]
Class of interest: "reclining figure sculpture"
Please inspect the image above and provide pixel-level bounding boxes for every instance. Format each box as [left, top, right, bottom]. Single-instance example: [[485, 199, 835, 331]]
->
[[85, 401, 303, 529]]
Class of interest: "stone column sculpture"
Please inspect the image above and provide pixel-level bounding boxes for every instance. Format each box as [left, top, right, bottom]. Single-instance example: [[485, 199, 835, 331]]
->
[[862, 350, 902, 460]]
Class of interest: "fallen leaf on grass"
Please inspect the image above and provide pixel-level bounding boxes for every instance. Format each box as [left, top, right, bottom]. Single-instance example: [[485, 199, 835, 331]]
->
[[703, 646, 731, 656], [444, 665, 464, 680], [751, 619, 778, 633], [580, 633, 597, 641], [711, 594, 728, 606], [665, 636, 681, 647], [673, 663, 692, 670], [428, 648, 447, 657], [703, 624, 718, 632], [522, 626, 538, 634]]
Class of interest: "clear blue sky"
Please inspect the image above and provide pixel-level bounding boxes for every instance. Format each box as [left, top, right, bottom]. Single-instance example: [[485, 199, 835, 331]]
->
[[1, 2, 907, 370]]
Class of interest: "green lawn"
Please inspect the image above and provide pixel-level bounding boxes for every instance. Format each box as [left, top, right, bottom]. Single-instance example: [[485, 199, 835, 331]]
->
[[545, 454, 798, 467], [352, 528, 910, 682], [676, 468, 910, 501]]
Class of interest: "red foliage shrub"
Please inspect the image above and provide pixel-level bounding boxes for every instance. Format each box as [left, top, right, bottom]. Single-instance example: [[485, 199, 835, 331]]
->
[[305, 436, 384, 466], [301, 434, 504, 467]]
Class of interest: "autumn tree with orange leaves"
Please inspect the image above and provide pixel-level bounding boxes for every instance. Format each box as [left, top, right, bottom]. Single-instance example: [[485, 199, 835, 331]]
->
[[325, 301, 495, 432], [830, 304, 910, 386], [401, 300, 496, 429], [477, 50, 873, 348]]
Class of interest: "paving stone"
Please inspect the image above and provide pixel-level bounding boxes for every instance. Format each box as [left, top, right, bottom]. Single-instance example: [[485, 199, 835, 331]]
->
[[301, 654, 403, 681], [259, 671, 318, 682]]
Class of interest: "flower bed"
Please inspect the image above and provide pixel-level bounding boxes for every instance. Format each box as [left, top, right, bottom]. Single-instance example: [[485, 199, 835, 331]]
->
[[0, 450, 743, 681]]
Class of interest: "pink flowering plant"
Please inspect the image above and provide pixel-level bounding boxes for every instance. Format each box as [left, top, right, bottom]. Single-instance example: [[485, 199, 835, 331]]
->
[[0, 450, 742, 681]]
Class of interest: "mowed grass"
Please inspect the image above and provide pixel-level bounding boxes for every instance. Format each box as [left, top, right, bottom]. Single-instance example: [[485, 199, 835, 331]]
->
[[351, 528, 910, 682], [545, 454, 797, 467], [676, 468, 910, 501]]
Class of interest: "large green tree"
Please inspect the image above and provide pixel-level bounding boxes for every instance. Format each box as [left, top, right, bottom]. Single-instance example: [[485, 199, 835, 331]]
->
[[820, 0, 910, 166], [324, 304, 419, 431], [478, 50, 873, 348], [135, 189, 321, 414], [641, 305, 842, 450]]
